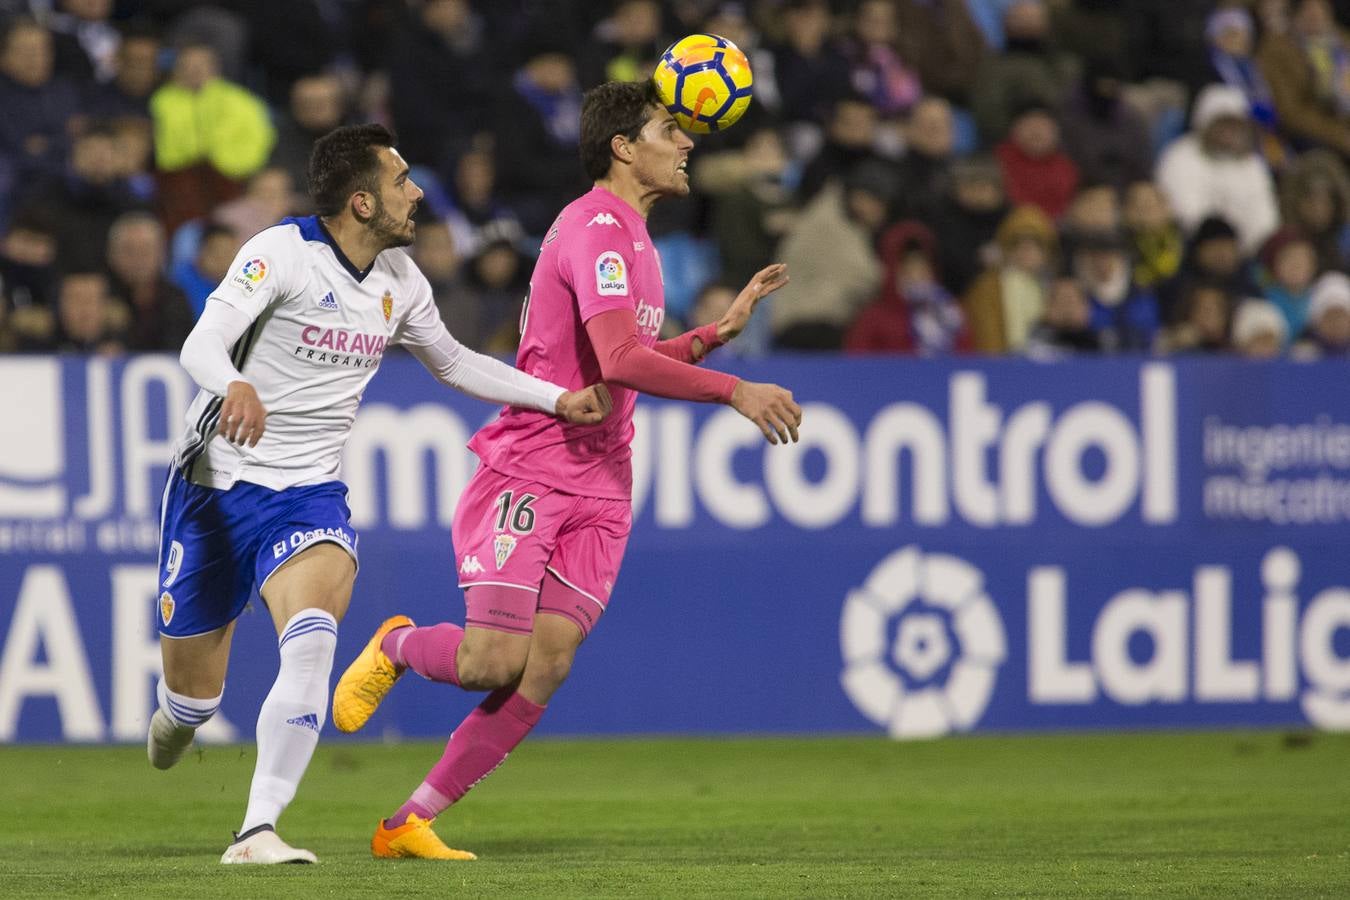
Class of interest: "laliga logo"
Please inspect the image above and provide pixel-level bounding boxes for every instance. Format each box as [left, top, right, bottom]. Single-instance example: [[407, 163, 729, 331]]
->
[[840, 546, 1007, 739]]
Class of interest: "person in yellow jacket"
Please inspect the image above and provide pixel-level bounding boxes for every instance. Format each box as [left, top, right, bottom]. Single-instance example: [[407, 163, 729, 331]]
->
[[151, 42, 275, 232]]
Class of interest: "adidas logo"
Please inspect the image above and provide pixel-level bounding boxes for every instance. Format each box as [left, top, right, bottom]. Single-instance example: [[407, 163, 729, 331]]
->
[[586, 213, 620, 228], [285, 712, 320, 731], [460, 555, 485, 575], [317, 291, 338, 310]]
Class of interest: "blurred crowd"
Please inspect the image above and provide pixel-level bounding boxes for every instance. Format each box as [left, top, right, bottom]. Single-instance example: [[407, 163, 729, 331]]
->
[[0, 0, 1348, 360]]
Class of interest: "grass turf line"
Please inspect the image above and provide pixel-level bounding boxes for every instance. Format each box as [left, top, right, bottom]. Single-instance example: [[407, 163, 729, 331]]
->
[[1, 731, 1348, 898]]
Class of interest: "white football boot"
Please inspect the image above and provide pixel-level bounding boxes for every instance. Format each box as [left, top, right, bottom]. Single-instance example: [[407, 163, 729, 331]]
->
[[146, 709, 196, 770], [220, 824, 318, 864]]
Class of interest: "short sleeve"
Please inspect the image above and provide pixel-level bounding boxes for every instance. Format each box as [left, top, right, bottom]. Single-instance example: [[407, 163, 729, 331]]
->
[[392, 269, 446, 348], [560, 210, 637, 323], [208, 226, 301, 320]]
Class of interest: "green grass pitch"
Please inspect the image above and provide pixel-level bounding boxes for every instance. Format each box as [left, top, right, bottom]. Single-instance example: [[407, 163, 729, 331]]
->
[[2, 731, 1348, 898]]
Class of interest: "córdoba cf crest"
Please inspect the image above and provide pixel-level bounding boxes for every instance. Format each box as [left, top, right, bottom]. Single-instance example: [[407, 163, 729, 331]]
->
[[493, 533, 517, 569]]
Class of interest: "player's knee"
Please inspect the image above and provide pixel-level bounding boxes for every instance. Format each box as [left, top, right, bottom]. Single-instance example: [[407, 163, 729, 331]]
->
[[530, 649, 574, 692], [457, 643, 527, 690]]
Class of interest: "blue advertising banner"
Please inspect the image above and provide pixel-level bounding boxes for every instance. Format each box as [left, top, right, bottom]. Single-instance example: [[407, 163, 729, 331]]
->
[[1, 355, 1349, 743]]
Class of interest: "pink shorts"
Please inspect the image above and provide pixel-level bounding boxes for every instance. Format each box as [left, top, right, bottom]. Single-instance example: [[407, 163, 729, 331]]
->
[[452, 464, 631, 638]]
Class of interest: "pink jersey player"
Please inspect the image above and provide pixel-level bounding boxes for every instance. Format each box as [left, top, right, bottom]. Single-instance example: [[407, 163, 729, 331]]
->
[[333, 80, 802, 861]]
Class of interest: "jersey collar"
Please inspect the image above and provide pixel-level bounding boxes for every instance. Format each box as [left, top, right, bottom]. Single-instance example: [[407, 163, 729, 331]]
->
[[282, 215, 377, 283]]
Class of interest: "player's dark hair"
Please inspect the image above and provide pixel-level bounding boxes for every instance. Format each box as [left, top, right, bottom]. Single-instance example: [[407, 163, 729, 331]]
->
[[308, 123, 397, 217], [579, 80, 662, 182]]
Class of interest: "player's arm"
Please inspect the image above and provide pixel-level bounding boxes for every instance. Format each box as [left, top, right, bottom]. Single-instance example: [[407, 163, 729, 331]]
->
[[654, 263, 788, 364], [401, 307, 610, 425], [585, 309, 801, 445]]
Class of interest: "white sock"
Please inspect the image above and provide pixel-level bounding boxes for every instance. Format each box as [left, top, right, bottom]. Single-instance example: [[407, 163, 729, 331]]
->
[[239, 609, 338, 834], [156, 677, 222, 729]]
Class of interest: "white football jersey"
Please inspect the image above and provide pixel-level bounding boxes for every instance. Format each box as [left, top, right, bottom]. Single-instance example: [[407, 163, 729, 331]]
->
[[174, 216, 448, 491]]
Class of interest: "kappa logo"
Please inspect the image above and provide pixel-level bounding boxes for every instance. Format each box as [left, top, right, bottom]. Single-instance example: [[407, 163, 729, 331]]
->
[[633, 241, 645, 252], [460, 555, 485, 575], [159, 591, 175, 626], [317, 290, 338, 311], [285, 712, 320, 731], [586, 213, 621, 228], [493, 533, 517, 569]]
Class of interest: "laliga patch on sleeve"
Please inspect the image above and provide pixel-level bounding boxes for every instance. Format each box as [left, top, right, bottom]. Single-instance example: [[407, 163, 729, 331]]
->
[[230, 257, 269, 296], [595, 251, 628, 296]]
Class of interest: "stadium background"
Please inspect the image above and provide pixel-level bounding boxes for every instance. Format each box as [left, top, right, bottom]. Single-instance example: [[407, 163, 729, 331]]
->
[[0, 0, 1349, 748]]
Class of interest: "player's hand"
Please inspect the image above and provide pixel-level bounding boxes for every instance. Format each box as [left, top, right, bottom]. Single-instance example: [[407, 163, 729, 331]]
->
[[218, 380, 267, 447], [555, 383, 613, 425], [730, 380, 801, 445], [717, 263, 789, 344]]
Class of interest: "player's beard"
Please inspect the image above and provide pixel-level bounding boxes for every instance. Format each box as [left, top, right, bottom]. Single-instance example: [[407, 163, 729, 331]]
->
[[368, 193, 416, 249]]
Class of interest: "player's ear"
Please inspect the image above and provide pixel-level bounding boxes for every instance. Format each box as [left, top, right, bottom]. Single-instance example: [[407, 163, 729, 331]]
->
[[351, 190, 373, 222], [611, 133, 634, 166]]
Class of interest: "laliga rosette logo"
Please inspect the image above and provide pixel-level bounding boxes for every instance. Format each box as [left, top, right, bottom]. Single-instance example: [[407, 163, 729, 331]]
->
[[595, 252, 627, 296], [231, 257, 269, 295], [840, 546, 1007, 739]]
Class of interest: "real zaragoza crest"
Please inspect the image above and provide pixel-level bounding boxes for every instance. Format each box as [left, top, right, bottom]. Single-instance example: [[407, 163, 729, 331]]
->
[[382, 290, 393, 322]]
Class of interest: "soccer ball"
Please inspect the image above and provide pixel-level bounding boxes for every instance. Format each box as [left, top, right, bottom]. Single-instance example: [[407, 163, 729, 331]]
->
[[652, 33, 753, 134]]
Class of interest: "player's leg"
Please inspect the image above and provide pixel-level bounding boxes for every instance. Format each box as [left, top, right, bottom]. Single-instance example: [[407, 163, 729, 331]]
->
[[148, 469, 254, 770], [148, 622, 235, 769], [333, 468, 560, 732], [222, 541, 353, 864]]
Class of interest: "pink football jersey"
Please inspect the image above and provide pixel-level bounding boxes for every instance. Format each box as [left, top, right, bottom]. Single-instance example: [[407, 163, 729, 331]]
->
[[468, 186, 664, 500]]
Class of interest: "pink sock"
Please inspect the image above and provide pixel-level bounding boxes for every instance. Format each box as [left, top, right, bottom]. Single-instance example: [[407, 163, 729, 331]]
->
[[386, 689, 546, 827], [382, 623, 464, 686]]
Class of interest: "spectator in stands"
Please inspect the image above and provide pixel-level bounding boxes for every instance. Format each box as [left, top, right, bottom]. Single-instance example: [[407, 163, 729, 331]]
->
[[1159, 216, 1259, 323], [1071, 229, 1161, 352], [893, 96, 957, 223], [85, 23, 160, 119], [37, 123, 144, 272], [244, 0, 341, 107], [1049, 0, 1128, 76], [962, 204, 1057, 353], [763, 0, 853, 127], [150, 40, 275, 232], [269, 72, 346, 200], [387, 0, 490, 170], [1293, 271, 1350, 356], [995, 100, 1080, 220], [1279, 148, 1350, 271], [1024, 274, 1102, 357], [47, 0, 120, 84], [105, 211, 192, 352], [1258, 0, 1350, 157], [971, 0, 1078, 142], [772, 161, 889, 350], [456, 219, 531, 354], [1156, 280, 1233, 355], [493, 37, 587, 235], [0, 208, 59, 350], [1203, 6, 1286, 165], [1155, 84, 1280, 256], [842, 0, 923, 117], [413, 218, 470, 341], [845, 220, 969, 355], [441, 146, 519, 261], [894, 0, 986, 103], [25, 269, 127, 354], [1063, 182, 1121, 236], [1059, 57, 1154, 191], [797, 93, 884, 202], [1123, 181, 1183, 291], [1231, 298, 1289, 356], [212, 166, 300, 245], [1258, 226, 1321, 337], [582, 0, 664, 86], [929, 154, 1008, 295], [0, 17, 83, 211], [169, 220, 237, 317], [708, 126, 799, 290]]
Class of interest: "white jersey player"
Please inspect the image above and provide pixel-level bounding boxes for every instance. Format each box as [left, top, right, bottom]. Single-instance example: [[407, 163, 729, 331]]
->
[[146, 124, 611, 865]]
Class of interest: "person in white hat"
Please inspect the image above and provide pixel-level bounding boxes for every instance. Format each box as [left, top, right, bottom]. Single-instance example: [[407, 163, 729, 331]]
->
[[1231, 297, 1289, 357], [1155, 83, 1280, 255], [1294, 271, 1350, 358]]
